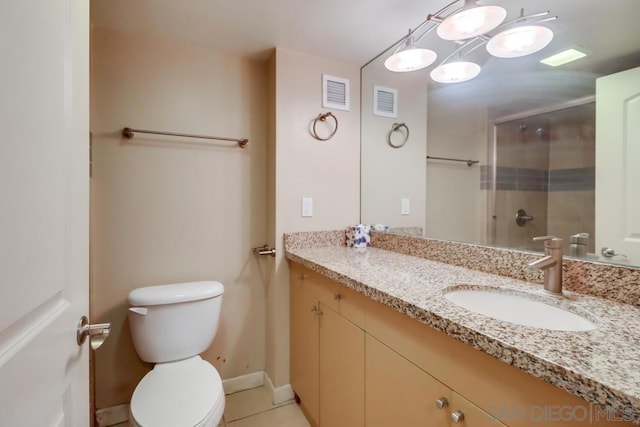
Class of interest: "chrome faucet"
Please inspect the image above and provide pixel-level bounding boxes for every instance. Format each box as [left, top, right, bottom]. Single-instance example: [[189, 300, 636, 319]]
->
[[528, 236, 563, 296]]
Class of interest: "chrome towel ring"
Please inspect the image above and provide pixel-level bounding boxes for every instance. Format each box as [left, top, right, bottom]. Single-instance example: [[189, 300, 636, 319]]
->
[[387, 122, 409, 148], [312, 112, 338, 141]]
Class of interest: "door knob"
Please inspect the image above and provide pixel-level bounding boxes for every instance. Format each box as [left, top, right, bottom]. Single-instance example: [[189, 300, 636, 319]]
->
[[77, 315, 111, 350]]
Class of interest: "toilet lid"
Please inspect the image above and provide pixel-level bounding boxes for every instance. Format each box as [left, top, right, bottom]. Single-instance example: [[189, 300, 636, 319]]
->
[[131, 356, 224, 427]]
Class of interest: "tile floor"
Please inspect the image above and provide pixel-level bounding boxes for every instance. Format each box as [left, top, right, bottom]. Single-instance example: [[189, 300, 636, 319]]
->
[[223, 386, 309, 427], [113, 385, 309, 427]]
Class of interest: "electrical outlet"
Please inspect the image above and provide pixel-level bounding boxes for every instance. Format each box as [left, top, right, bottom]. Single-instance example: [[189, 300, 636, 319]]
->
[[401, 198, 410, 215], [302, 197, 313, 217]]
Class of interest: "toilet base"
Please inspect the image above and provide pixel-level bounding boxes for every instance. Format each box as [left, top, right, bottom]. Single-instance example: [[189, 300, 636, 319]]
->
[[129, 356, 225, 427]]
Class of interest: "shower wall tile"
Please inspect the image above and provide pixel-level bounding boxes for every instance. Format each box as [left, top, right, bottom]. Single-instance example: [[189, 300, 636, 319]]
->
[[494, 190, 548, 250], [482, 166, 548, 191], [482, 166, 595, 192], [547, 191, 596, 253], [548, 103, 595, 170], [549, 167, 595, 191]]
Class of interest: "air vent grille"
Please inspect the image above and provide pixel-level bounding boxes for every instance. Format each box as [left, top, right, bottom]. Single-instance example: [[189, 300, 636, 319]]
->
[[373, 85, 398, 118], [322, 74, 350, 111], [327, 80, 346, 105]]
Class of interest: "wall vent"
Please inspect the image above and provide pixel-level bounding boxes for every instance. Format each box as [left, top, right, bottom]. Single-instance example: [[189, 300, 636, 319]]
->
[[322, 74, 350, 111], [373, 85, 398, 118]]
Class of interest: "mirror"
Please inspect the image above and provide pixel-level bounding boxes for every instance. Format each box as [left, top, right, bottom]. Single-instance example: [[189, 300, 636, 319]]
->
[[361, 0, 640, 267]]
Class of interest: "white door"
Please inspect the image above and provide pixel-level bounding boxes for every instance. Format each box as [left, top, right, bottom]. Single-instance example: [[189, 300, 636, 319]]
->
[[595, 66, 640, 265], [0, 0, 90, 426]]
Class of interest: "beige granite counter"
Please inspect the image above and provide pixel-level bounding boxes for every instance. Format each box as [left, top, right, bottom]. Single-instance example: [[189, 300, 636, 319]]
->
[[284, 237, 640, 424]]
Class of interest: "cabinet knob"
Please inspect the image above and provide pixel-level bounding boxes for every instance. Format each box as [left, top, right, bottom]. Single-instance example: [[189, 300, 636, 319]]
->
[[310, 305, 323, 316], [451, 410, 465, 423], [298, 274, 307, 280], [333, 293, 342, 300], [435, 397, 449, 409]]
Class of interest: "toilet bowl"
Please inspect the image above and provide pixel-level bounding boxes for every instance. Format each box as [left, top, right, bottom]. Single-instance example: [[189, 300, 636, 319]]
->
[[127, 281, 225, 427], [129, 356, 224, 427]]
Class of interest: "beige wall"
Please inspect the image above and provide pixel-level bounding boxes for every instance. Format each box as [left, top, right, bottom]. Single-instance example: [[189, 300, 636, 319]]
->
[[267, 48, 360, 387], [90, 28, 268, 409], [361, 63, 427, 230], [426, 101, 488, 243]]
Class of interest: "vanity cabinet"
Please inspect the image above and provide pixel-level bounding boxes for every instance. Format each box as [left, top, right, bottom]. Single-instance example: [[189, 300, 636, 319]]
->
[[365, 333, 451, 426], [290, 262, 633, 427], [290, 267, 320, 425], [366, 330, 506, 427], [290, 264, 365, 427]]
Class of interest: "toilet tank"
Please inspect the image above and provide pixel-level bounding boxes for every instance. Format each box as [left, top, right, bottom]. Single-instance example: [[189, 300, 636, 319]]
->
[[127, 281, 224, 363]]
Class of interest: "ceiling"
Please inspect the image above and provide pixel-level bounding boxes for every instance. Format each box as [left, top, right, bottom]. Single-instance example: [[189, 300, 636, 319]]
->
[[90, 0, 427, 65], [91, 0, 640, 75]]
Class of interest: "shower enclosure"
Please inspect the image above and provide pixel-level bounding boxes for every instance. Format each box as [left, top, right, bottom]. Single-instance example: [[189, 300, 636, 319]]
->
[[487, 99, 596, 253]]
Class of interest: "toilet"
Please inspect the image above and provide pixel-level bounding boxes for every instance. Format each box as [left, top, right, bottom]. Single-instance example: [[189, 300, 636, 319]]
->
[[127, 281, 225, 427]]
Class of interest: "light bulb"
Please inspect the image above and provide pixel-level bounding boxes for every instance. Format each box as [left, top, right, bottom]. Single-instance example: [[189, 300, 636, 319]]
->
[[430, 61, 481, 83], [438, 4, 506, 41], [487, 26, 554, 58], [385, 48, 437, 72]]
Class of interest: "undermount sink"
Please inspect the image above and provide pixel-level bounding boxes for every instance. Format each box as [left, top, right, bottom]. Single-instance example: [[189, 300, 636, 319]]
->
[[444, 288, 597, 332]]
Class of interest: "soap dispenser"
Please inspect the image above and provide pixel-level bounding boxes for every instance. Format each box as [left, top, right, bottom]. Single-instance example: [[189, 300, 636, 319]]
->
[[569, 233, 589, 257]]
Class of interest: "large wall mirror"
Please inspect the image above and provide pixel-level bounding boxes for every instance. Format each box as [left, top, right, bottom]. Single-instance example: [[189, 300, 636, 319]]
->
[[361, 0, 640, 267]]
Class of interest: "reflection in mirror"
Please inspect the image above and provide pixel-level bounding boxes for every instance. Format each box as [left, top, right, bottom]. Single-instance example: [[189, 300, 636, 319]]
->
[[360, 0, 640, 267]]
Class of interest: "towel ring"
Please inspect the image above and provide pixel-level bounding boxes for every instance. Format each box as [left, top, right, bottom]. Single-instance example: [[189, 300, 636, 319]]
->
[[312, 112, 338, 141], [387, 122, 409, 148]]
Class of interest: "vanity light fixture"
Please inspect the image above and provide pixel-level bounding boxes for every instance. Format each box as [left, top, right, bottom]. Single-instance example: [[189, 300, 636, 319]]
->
[[381, 1, 557, 84], [436, 0, 506, 41], [384, 33, 437, 72]]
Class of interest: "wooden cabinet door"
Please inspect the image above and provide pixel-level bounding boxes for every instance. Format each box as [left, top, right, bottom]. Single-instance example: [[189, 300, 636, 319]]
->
[[366, 334, 451, 427], [450, 393, 507, 427], [319, 303, 365, 427], [290, 270, 320, 425]]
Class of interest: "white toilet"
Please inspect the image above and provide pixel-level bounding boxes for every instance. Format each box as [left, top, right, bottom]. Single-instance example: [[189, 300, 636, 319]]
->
[[127, 281, 225, 427]]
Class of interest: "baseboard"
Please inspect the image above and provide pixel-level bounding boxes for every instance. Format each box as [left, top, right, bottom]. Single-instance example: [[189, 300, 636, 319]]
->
[[222, 371, 265, 395], [263, 372, 294, 405], [95, 403, 129, 427]]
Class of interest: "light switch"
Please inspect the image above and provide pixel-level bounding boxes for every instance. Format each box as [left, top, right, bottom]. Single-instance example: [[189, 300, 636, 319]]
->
[[401, 198, 410, 215], [302, 197, 313, 217]]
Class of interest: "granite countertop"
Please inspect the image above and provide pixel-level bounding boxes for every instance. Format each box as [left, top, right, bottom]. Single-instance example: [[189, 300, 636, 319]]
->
[[285, 245, 640, 424]]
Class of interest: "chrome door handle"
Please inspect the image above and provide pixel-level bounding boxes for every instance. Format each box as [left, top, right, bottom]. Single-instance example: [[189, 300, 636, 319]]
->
[[77, 315, 111, 350], [601, 247, 627, 258]]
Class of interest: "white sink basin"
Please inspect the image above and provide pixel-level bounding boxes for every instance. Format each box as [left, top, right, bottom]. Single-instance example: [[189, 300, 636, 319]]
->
[[444, 289, 597, 331]]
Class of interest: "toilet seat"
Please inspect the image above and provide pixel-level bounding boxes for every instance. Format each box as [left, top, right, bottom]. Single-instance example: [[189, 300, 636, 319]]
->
[[130, 356, 225, 427]]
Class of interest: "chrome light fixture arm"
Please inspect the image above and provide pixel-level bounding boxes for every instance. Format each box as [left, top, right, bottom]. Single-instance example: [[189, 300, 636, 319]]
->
[[362, 0, 461, 68]]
